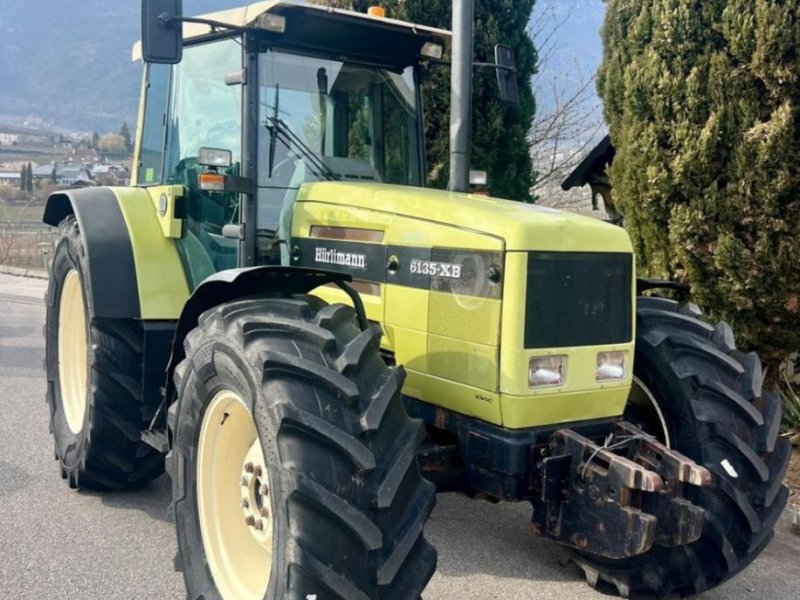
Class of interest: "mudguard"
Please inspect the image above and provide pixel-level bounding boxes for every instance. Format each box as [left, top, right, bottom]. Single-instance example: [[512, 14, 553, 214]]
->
[[43, 186, 190, 319]]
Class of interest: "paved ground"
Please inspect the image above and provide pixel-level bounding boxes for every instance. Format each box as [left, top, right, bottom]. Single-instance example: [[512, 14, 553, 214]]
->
[[0, 272, 798, 600]]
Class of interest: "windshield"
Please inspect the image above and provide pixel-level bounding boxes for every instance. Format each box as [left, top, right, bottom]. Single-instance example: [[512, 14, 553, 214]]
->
[[256, 50, 422, 231]]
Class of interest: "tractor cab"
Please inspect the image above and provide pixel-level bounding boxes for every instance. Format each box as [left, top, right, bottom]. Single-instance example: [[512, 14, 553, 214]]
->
[[134, 1, 449, 287]]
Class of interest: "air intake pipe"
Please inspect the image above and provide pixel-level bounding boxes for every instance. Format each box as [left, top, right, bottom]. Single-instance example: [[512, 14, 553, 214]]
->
[[448, 0, 474, 194]]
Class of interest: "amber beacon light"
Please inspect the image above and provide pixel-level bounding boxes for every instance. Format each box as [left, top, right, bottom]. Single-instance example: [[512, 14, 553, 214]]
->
[[367, 6, 386, 17]]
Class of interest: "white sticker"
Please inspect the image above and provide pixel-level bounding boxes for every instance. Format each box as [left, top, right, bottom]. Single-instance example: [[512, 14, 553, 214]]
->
[[720, 459, 738, 479], [306, 595, 318, 600]]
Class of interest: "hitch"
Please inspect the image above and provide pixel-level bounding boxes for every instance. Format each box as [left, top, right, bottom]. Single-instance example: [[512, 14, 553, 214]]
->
[[532, 422, 710, 559]]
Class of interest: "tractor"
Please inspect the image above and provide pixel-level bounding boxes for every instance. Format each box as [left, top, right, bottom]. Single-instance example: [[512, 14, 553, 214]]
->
[[42, 1, 790, 598]]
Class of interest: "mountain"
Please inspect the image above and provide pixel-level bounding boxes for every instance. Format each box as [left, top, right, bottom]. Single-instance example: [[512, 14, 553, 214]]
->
[[0, 1, 606, 134], [0, 1, 244, 133]]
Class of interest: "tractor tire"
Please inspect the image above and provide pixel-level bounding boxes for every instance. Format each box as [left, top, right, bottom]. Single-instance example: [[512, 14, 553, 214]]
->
[[170, 296, 437, 600], [570, 296, 791, 598], [44, 216, 164, 490]]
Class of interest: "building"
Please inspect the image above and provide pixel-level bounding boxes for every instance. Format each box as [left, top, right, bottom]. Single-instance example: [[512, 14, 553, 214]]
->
[[32, 162, 94, 187], [58, 165, 94, 186], [0, 171, 22, 186], [0, 133, 20, 146], [91, 164, 130, 186]]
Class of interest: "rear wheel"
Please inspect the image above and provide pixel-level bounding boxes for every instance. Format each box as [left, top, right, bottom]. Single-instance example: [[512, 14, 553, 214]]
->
[[572, 296, 791, 597], [171, 296, 437, 599], [45, 216, 164, 490]]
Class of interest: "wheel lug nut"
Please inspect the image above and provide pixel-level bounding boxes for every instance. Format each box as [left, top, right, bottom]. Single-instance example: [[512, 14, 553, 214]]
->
[[260, 484, 269, 496], [253, 465, 263, 478], [241, 498, 249, 509], [260, 507, 270, 519], [255, 519, 264, 531], [241, 476, 248, 487], [245, 515, 256, 527], [244, 462, 254, 473]]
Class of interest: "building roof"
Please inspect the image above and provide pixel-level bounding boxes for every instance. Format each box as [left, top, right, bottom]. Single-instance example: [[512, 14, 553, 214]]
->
[[132, 0, 451, 61], [561, 135, 616, 191], [32, 164, 57, 177]]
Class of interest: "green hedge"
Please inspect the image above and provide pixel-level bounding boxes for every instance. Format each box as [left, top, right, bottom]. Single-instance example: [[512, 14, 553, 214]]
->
[[599, 0, 800, 366]]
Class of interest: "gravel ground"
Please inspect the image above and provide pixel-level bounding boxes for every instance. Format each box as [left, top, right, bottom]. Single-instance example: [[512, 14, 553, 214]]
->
[[1, 272, 798, 600]]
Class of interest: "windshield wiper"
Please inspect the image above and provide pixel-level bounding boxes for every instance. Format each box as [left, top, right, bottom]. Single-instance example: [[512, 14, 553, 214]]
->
[[265, 115, 339, 182]]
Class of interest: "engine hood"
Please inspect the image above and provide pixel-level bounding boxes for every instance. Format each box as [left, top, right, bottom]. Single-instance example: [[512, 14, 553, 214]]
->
[[297, 181, 632, 253]]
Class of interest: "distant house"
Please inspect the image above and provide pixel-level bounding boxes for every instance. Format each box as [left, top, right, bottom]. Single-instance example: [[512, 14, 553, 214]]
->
[[58, 165, 94, 186], [561, 135, 620, 223], [0, 133, 20, 146], [32, 162, 94, 187], [33, 163, 59, 184], [91, 164, 130, 186], [0, 171, 22, 186]]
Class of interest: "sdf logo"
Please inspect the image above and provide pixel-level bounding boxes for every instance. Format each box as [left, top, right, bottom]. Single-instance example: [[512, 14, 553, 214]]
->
[[314, 247, 367, 269]]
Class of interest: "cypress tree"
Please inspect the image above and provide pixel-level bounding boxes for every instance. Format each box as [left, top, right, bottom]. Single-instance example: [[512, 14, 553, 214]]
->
[[19, 165, 25, 191], [119, 122, 132, 152], [316, 1, 537, 201], [599, 0, 800, 365], [25, 162, 33, 192]]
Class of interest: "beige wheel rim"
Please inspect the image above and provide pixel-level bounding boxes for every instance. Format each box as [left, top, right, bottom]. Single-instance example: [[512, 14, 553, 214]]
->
[[58, 269, 88, 435], [197, 390, 273, 600], [628, 376, 671, 447]]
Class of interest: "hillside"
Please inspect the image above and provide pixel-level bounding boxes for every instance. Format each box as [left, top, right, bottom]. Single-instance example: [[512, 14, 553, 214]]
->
[[0, 1, 605, 133], [0, 1, 242, 132]]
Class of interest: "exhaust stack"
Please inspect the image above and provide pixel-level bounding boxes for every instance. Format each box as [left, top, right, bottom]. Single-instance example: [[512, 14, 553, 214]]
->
[[448, 0, 474, 193]]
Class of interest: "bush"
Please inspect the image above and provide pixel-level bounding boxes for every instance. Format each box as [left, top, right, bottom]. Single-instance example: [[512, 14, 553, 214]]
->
[[599, 0, 800, 366], [780, 356, 800, 446]]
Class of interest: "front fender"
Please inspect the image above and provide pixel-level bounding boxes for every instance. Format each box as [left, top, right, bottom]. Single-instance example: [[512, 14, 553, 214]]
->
[[43, 187, 142, 318], [163, 266, 362, 403], [43, 186, 190, 319]]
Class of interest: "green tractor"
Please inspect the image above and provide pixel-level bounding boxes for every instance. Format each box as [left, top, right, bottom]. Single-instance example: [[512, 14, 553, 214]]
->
[[43, 1, 790, 598]]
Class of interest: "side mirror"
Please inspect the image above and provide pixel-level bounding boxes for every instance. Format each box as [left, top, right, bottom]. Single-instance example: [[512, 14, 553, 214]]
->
[[494, 44, 519, 107], [142, 0, 183, 64]]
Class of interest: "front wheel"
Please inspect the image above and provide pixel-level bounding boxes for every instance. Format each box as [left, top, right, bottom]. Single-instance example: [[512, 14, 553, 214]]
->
[[571, 296, 791, 598], [45, 216, 164, 489], [171, 296, 437, 599]]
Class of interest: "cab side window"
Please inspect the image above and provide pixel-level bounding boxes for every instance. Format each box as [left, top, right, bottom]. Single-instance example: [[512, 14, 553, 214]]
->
[[136, 63, 170, 185], [164, 39, 242, 184], [163, 39, 243, 288]]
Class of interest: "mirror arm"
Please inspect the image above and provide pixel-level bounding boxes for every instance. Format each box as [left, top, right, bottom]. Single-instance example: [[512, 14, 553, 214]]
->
[[473, 62, 516, 74], [161, 14, 257, 35], [422, 58, 516, 74]]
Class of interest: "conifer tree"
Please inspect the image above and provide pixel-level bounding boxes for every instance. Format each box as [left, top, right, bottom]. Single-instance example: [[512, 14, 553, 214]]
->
[[25, 163, 33, 192], [599, 0, 800, 364], [316, 1, 537, 201], [119, 122, 132, 152]]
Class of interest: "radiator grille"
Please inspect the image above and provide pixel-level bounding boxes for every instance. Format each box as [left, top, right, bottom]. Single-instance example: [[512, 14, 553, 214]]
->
[[524, 252, 632, 348]]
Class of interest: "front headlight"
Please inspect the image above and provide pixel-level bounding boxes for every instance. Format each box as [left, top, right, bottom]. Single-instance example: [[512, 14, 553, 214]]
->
[[529, 355, 566, 388], [596, 350, 628, 381]]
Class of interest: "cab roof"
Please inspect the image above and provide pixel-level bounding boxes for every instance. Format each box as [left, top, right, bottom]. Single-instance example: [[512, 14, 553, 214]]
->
[[132, 1, 451, 64]]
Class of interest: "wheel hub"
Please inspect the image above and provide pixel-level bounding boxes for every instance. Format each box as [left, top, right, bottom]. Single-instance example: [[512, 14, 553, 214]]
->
[[240, 440, 272, 546]]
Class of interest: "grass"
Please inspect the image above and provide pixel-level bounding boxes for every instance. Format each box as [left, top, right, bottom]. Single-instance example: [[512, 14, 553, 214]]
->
[[0, 204, 45, 222], [780, 375, 800, 448], [0, 201, 53, 270]]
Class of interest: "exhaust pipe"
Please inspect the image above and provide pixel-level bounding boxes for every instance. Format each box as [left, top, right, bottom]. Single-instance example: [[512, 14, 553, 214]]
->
[[448, 0, 474, 193]]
